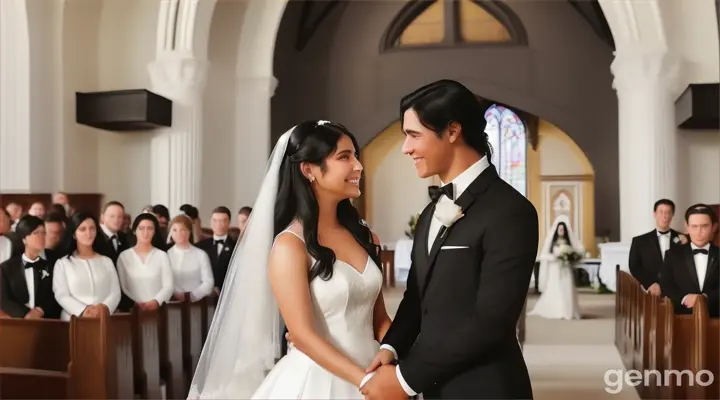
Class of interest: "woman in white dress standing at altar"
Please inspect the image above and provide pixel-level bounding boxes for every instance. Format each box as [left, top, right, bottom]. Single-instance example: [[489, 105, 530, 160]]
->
[[166, 215, 214, 302], [529, 215, 583, 320], [117, 213, 174, 311], [53, 212, 121, 320]]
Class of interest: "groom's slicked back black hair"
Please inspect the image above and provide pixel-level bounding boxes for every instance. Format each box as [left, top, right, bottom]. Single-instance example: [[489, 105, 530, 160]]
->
[[400, 79, 492, 160]]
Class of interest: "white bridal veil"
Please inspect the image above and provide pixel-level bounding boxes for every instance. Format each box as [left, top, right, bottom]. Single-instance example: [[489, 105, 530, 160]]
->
[[188, 126, 295, 399], [537, 215, 584, 292]]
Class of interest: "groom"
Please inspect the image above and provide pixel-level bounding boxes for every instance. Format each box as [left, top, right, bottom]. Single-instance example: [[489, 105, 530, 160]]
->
[[361, 80, 538, 399]]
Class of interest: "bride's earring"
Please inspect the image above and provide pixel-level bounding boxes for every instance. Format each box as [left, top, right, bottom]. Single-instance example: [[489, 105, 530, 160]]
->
[[309, 176, 315, 183]]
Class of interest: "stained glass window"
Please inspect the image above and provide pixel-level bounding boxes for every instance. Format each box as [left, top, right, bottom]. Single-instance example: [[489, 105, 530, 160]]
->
[[484, 105, 527, 196]]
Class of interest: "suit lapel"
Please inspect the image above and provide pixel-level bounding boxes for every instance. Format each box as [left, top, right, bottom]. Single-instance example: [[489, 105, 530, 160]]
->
[[419, 166, 498, 297], [10, 259, 30, 305], [703, 245, 718, 290], [413, 204, 436, 289], [682, 245, 701, 292]]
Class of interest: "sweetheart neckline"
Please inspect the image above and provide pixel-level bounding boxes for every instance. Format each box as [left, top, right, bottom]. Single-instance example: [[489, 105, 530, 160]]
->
[[335, 256, 370, 276]]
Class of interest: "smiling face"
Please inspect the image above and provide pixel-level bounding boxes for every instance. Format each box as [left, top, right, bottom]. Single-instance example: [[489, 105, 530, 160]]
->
[[102, 204, 124, 233], [303, 134, 363, 201], [401, 108, 454, 179]]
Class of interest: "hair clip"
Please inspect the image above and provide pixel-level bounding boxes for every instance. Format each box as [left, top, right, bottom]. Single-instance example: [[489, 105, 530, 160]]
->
[[317, 120, 331, 126]]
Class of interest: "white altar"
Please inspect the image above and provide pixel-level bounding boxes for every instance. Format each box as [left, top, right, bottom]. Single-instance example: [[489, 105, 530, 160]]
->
[[598, 242, 631, 292], [393, 239, 413, 283]]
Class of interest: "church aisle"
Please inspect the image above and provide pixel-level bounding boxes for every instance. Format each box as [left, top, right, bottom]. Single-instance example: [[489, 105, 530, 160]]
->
[[383, 286, 638, 399]]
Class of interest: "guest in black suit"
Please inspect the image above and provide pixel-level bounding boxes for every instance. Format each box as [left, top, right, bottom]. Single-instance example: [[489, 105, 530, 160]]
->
[[364, 80, 538, 399], [44, 211, 67, 252], [97, 201, 131, 263], [661, 204, 719, 318], [196, 206, 236, 294], [629, 199, 686, 295], [0, 215, 62, 319]]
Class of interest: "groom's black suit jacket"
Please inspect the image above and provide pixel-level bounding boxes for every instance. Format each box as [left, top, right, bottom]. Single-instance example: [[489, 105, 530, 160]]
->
[[628, 229, 682, 290], [382, 166, 538, 399]]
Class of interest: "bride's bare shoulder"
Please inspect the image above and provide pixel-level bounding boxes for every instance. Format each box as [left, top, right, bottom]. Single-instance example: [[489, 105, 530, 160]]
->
[[270, 222, 308, 271]]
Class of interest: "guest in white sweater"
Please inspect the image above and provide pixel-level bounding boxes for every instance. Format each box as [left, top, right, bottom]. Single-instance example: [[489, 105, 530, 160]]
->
[[53, 212, 121, 320], [167, 215, 214, 301], [117, 213, 173, 311]]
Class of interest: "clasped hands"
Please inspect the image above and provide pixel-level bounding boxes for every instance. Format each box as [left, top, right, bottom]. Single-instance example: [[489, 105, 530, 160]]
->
[[285, 333, 407, 400], [81, 304, 109, 318]]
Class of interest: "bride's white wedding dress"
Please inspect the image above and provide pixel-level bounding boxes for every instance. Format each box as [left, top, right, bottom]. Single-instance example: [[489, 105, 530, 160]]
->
[[528, 242, 582, 320], [252, 230, 383, 399]]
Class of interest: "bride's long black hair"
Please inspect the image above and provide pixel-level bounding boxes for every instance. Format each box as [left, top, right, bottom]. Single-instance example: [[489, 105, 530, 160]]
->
[[274, 121, 381, 282]]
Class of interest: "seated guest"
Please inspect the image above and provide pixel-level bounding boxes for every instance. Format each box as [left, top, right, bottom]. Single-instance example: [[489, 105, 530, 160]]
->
[[48, 203, 69, 219], [0, 216, 61, 319], [117, 213, 173, 311], [237, 206, 252, 240], [179, 204, 203, 243], [167, 215, 214, 301], [629, 199, 686, 295], [1, 209, 13, 263], [152, 204, 170, 242], [197, 206, 236, 294], [44, 212, 67, 251], [661, 204, 719, 318], [52, 212, 121, 320], [28, 202, 46, 218], [97, 201, 130, 264]]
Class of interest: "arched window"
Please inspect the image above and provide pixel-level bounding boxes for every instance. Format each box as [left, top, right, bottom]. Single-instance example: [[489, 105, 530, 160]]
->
[[484, 104, 527, 196]]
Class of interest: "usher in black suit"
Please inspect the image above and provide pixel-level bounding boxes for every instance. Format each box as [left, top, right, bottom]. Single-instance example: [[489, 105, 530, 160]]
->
[[0, 255, 62, 319], [382, 164, 538, 399], [628, 229, 683, 290], [660, 243, 719, 318], [196, 235, 236, 291]]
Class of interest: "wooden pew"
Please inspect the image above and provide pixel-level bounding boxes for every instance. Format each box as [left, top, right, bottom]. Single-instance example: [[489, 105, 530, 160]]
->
[[159, 301, 186, 400], [0, 319, 70, 399], [182, 298, 205, 394], [131, 307, 163, 399]]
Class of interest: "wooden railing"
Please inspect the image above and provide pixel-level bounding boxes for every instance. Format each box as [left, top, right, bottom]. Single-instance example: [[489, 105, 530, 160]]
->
[[616, 268, 719, 399]]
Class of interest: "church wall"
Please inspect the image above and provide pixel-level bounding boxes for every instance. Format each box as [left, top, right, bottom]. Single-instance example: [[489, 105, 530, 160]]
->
[[95, 0, 161, 214], [201, 0, 245, 220], [272, 0, 620, 239]]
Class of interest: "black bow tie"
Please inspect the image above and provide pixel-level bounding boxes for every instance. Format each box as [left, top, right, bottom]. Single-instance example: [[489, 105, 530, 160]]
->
[[658, 230, 670, 235], [429, 184, 454, 202], [214, 239, 225, 246], [24, 259, 42, 269], [693, 248, 709, 255]]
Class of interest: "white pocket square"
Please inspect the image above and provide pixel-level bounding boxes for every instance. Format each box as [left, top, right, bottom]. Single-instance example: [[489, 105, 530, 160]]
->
[[441, 245, 469, 250]]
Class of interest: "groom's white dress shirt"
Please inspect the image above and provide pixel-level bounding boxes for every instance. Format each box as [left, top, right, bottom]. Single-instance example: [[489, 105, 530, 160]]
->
[[681, 242, 711, 306], [364, 156, 490, 395]]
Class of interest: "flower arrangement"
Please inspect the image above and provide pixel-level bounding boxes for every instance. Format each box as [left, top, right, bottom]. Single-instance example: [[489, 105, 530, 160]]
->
[[405, 213, 420, 239], [555, 243, 583, 266]]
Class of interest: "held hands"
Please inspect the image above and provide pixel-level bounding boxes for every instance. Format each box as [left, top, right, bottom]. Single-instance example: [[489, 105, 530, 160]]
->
[[366, 349, 395, 373], [359, 365, 407, 400]]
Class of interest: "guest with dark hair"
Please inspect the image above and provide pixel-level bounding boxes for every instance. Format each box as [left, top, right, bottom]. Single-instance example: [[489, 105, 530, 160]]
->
[[661, 204, 719, 318], [116, 213, 174, 312], [49, 203, 69, 218], [0, 215, 62, 319], [44, 212, 67, 252], [152, 204, 170, 237], [180, 204, 203, 243], [52, 212, 121, 320], [237, 206, 253, 238], [196, 206, 236, 294]]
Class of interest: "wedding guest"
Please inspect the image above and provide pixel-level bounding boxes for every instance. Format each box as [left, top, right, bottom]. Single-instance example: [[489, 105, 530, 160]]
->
[[98, 201, 130, 264], [179, 204, 203, 243], [52, 192, 75, 216], [167, 215, 214, 302], [52, 212, 121, 320], [0, 216, 61, 319], [661, 204, 719, 318], [116, 213, 173, 311], [49, 203, 69, 220], [28, 202, 46, 218], [5, 202, 22, 231], [122, 212, 132, 234], [0, 210, 13, 263], [629, 199, 686, 296], [196, 206, 236, 294], [237, 206, 252, 239], [152, 204, 170, 239], [44, 212, 67, 251]]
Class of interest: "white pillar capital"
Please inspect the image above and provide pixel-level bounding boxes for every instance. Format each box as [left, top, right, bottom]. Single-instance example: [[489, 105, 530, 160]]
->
[[148, 54, 209, 103], [611, 51, 684, 94], [236, 75, 278, 97]]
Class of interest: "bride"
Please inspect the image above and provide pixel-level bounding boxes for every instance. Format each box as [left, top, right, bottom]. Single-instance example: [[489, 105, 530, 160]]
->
[[188, 120, 392, 399], [529, 215, 583, 320]]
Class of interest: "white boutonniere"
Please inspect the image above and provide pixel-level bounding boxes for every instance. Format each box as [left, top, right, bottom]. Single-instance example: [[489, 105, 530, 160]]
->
[[434, 196, 464, 233], [41, 270, 49, 279], [673, 236, 680, 244], [675, 233, 688, 244], [224, 247, 230, 252]]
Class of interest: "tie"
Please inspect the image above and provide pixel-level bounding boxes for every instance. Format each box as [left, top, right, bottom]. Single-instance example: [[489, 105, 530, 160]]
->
[[110, 235, 118, 250], [24, 260, 39, 270], [658, 230, 670, 235], [214, 239, 225, 246], [693, 249, 709, 255], [428, 184, 454, 202]]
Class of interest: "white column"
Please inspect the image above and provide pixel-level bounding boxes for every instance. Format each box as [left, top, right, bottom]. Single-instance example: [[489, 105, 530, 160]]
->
[[148, 54, 208, 213], [233, 75, 278, 209], [611, 51, 683, 242]]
